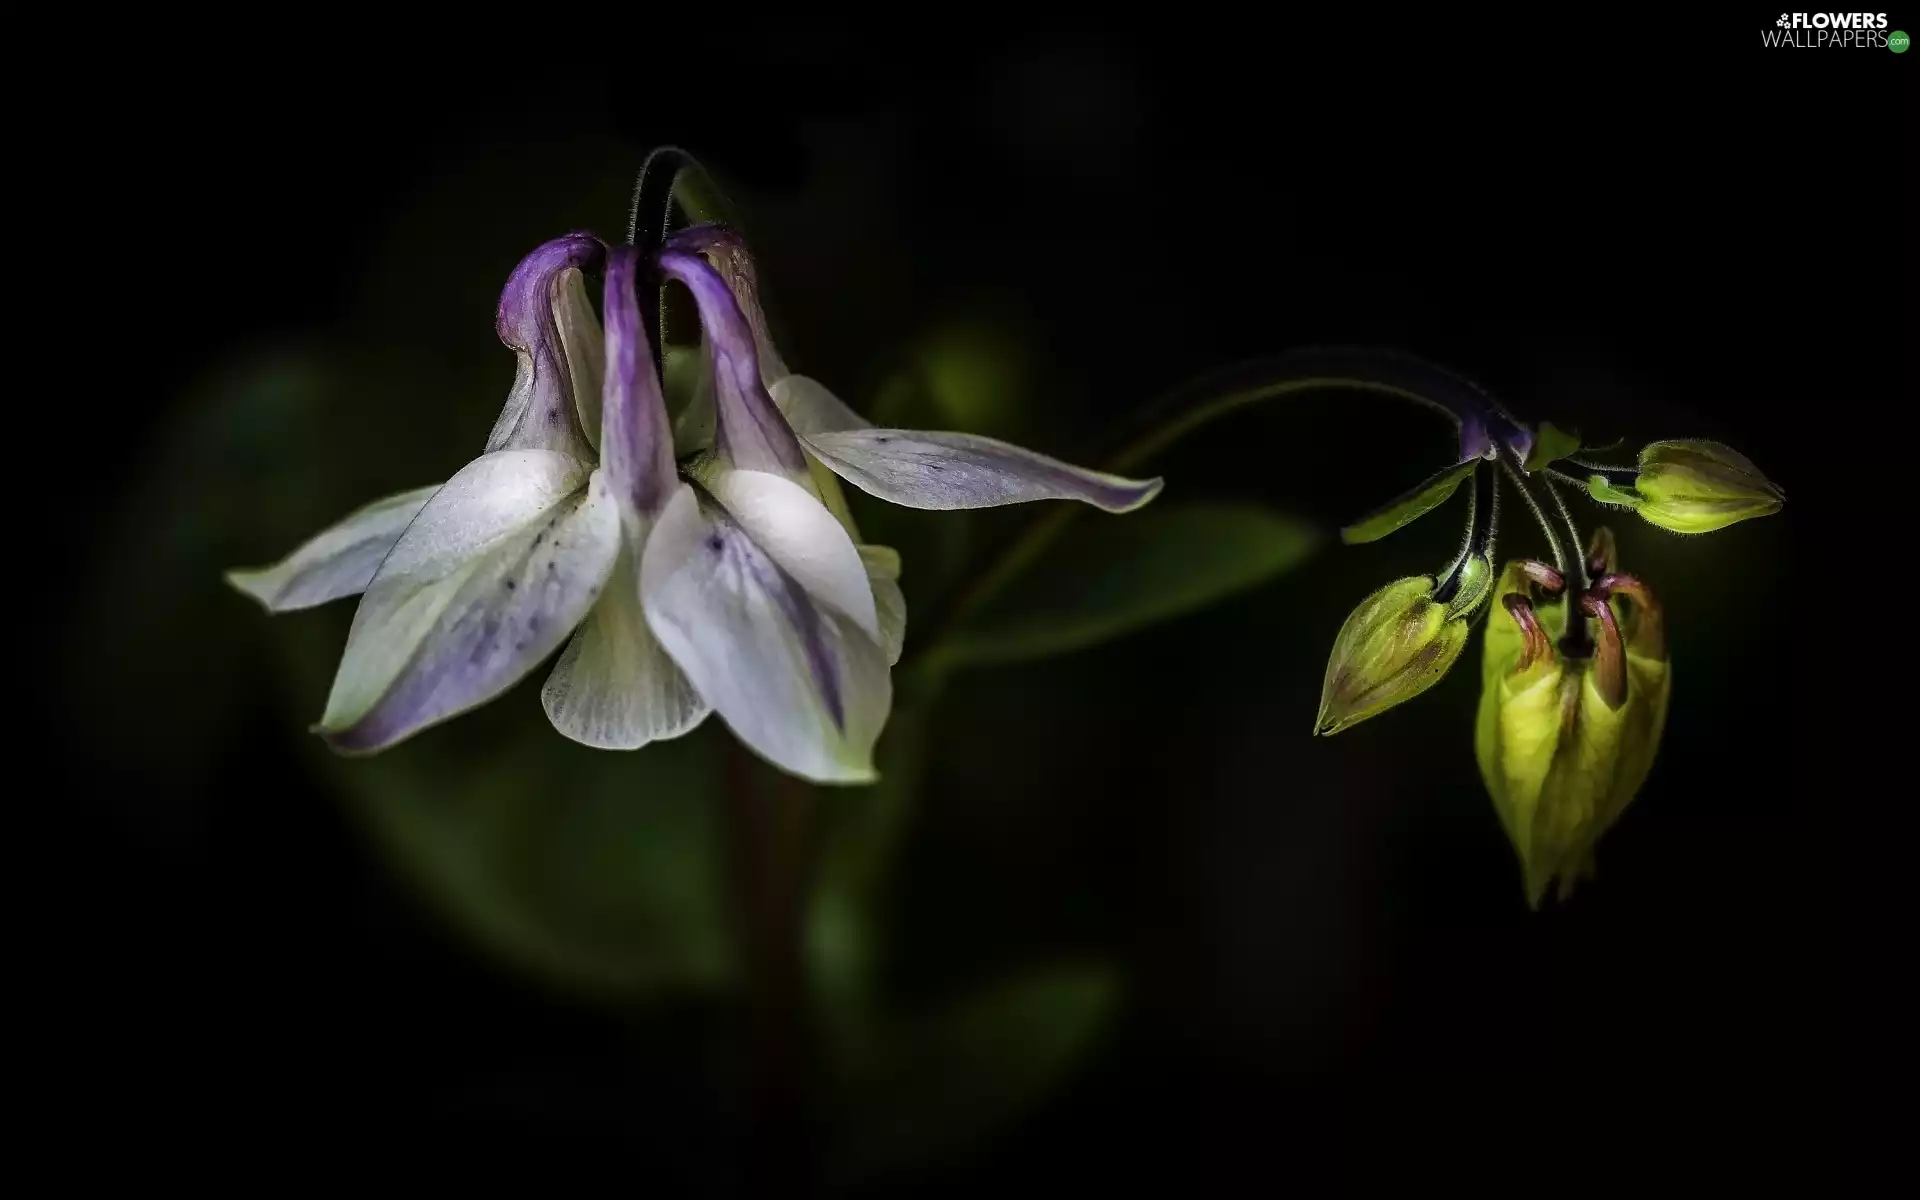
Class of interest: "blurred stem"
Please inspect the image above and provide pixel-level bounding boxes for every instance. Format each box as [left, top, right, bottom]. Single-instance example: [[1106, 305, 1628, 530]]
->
[[724, 740, 820, 1195], [806, 703, 932, 1059], [908, 351, 1507, 682]]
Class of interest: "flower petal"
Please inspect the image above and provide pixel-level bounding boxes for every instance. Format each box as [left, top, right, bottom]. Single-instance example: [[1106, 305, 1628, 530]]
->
[[600, 246, 678, 520], [557, 267, 607, 452], [771, 374, 873, 435], [706, 469, 879, 639], [225, 484, 442, 612], [656, 250, 810, 482], [800, 429, 1164, 513], [641, 481, 891, 784], [542, 542, 710, 749], [486, 234, 604, 461], [860, 544, 906, 665], [664, 224, 789, 386], [320, 450, 620, 753]]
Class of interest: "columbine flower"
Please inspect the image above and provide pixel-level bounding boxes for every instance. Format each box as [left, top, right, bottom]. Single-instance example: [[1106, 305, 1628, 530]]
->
[[1583, 439, 1785, 534], [1474, 531, 1670, 907], [227, 225, 1160, 783]]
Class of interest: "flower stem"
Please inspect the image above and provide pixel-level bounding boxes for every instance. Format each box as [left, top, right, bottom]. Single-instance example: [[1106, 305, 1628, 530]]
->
[[910, 348, 1515, 678], [1498, 447, 1595, 656], [1497, 449, 1565, 578], [723, 740, 820, 1195]]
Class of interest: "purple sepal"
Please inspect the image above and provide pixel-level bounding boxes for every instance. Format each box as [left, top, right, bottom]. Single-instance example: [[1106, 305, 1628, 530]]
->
[[662, 223, 788, 384], [656, 249, 809, 478], [1502, 425, 1534, 466], [601, 247, 677, 518], [487, 233, 607, 457], [1459, 416, 1494, 461]]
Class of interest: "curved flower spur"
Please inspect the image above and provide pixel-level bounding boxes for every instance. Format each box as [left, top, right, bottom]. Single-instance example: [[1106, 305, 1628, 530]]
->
[[226, 221, 1160, 784], [1309, 361, 1782, 905]]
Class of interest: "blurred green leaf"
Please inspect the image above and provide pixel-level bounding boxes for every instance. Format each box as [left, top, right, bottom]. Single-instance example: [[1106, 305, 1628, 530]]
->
[[945, 502, 1319, 669], [826, 962, 1120, 1187], [1340, 458, 1476, 544], [806, 704, 933, 1044], [670, 160, 742, 228], [870, 319, 1033, 440], [68, 347, 458, 803], [271, 618, 737, 1001]]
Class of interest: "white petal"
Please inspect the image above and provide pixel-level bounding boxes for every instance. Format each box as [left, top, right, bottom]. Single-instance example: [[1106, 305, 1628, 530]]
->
[[542, 539, 711, 749], [226, 484, 442, 612], [860, 545, 906, 665], [641, 482, 891, 785], [320, 450, 620, 752], [706, 469, 880, 639], [801, 429, 1164, 513], [770, 374, 873, 435], [556, 267, 607, 452]]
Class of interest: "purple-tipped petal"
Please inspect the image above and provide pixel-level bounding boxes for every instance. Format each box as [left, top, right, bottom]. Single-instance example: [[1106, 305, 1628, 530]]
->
[[318, 450, 621, 753], [600, 247, 678, 520], [225, 483, 443, 612], [663, 224, 788, 385], [486, 233, 606, 460], [656, 250, 810, 481], [799, 429, 1164, 513], [640, 474, 890, 785]]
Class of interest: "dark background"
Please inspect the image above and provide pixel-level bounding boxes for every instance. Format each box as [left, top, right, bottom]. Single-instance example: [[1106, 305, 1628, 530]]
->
[[50, 24, 1898, 1185]]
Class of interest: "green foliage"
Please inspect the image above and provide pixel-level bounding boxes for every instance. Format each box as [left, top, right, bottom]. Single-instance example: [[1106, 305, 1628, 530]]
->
[[300, 697, 738, 998], [945, 503, 1319, 669], [1585, 473, 1645, 508], [1339, 458, 1477, 544], [887, 320, 1034, 440]]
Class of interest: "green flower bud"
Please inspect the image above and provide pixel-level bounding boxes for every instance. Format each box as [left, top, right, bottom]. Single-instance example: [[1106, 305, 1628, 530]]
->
[[1475, 533, 1671, 908], [1587, 440, 1783, 535], [1316, 559, 1489, 736]]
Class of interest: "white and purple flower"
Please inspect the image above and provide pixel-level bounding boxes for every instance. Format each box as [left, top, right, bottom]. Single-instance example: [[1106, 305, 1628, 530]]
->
[[227, 226, 1161, 783]]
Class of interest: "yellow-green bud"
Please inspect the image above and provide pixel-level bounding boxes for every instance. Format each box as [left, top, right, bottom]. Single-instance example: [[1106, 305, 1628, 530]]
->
[[1316, 561, 1488, 736], [1475, 535, 1671, 908], [1588, 440, 1783, 535]]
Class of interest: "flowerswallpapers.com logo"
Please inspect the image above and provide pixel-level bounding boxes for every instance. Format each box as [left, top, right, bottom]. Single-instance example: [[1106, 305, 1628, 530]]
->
[[1762, 12, 1907, 47]]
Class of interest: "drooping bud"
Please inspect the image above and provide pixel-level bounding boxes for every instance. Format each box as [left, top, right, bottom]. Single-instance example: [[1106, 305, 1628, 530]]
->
[[1315, 558, 1489, 736], [1586, 440, 1784, 535], [1474, 530, 1671, 908]]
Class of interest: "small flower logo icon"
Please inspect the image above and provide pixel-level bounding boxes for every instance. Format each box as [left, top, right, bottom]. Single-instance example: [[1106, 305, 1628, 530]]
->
[[1777, 14, 1791, 26]]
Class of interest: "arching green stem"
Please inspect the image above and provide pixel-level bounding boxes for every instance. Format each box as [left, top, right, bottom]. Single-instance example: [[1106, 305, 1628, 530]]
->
[[907, 350, 1516, 681]]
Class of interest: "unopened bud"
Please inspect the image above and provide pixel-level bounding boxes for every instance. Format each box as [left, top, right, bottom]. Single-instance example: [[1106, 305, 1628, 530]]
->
[[1316, 568, 1482, 737], [1588, 440, 1783, 535]]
